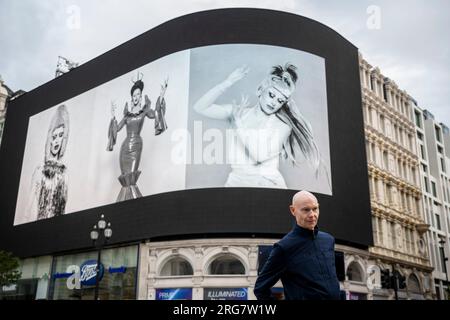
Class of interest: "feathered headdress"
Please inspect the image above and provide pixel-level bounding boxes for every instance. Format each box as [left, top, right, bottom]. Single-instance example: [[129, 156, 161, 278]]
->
[[130, 72, 144, 96], [257, 63, 298, 99]]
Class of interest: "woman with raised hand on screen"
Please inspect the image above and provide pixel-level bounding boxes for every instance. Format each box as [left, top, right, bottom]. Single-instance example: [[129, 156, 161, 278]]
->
[[193, 63, 327, 188], [107, 72, 168, 201]]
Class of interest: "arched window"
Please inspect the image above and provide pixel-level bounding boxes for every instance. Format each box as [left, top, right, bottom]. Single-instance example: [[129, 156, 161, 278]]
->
[[407, 274, 421, 293], [160, 257, 193, 276], [347, 262, 364, 282], [208, 255, 245, 275]]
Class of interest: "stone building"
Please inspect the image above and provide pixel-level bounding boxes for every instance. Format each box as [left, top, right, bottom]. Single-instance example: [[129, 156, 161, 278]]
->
[[356, 54, 433, 299], [412, 105, 450, 299]]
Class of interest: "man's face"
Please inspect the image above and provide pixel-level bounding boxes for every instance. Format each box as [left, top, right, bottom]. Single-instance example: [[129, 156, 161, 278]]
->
[[290, 196, 319, 230], [50, 125, 65, 157], [132, 88, 142, 106], [258, 86, 287, 115]]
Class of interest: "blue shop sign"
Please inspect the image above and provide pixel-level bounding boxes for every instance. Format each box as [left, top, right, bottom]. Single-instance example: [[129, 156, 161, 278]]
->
[[80, 260, 104, 286], [156, 288, 192, 300], [53, 260, 127, 279], [204, 288, 248, 300]]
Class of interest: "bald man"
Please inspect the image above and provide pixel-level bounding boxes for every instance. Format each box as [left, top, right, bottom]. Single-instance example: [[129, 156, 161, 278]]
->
[[254, 191, 340, 300]]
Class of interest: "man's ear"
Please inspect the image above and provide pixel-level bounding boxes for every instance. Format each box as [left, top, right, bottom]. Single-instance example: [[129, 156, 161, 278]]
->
[[289, 205, 296, 217]]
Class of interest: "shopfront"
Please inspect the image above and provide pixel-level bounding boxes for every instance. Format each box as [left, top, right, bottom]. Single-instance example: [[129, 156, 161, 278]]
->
[[49, 245, 138, 300], [0, 256, 52, 300], [138, 239, 292, 300]]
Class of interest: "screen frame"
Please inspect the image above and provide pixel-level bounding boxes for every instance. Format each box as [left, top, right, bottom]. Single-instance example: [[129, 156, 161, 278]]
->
[[0, 8, 372, 257]]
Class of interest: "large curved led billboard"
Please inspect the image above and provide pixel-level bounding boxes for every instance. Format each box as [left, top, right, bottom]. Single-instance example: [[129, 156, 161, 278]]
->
[[0, 9, 371, 257]]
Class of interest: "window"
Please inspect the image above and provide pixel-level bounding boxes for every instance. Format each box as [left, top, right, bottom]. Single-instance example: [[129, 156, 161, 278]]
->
[[440, 158, 446, 173], [377, 218, 384, 245], [408, 274, 421, 294], [367, 106, 373, 125], [400, 191, 406, 209], [51, 246, 138, 300], [439, 247, 446, 272], [406, 194, 411, 211], [435, 126, 442, 143], [435, 214, 442, 230], [371, 144, 376, 163], [383, 151, 388, 170], [409, 229, 415, 253], [405, 229, 410, 252], [382, 84, 388, 102], [399, 128, 404, 146], [403, 163, 407, 180], [414, 198, 420, 215], [390, 222, 396, 248], [208, 255, 245, 275], [420, 145, 426, 160], [372, 216, 379, 244], [160, 257, 193, 276], [417, 132, 423, 141], [414, 111, 422, 128], [346, 262, 364, 282], [431, 181, 437, 197], [424, 177, 429, 193], [379, 115, 385, 133], [386, 184, 393, 204], [374, 178, 380, 199]]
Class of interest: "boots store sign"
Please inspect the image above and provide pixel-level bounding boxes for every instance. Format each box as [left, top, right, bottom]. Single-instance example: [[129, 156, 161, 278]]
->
[[54, 260, 112, 289]]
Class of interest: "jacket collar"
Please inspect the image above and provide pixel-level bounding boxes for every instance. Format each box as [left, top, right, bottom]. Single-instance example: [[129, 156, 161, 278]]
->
[[293, 224, 319, 239]]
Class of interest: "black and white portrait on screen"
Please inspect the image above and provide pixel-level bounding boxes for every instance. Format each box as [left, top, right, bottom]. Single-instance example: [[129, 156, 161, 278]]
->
[[107, 72, 169, 202], [187, 44, 332, 195], [14, 51, 188, 225], [25, 105, 70, 222], [13, 44, 332, 226]]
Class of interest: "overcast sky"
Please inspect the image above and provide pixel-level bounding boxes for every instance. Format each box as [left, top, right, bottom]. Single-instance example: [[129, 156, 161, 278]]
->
[[0, 0, 449, 124]]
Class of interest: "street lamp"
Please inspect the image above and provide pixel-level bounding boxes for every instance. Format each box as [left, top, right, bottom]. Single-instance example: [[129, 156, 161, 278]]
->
[[438, 235, 449, 299], [90, 214, 112, 300]]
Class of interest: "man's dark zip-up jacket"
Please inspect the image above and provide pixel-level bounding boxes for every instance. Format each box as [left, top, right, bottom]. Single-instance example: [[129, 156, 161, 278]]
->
[[254, 224, 340, 300]]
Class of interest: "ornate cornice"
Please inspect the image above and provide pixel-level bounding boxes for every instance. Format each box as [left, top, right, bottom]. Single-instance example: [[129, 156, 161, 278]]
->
[[367, 164, 422, 195]]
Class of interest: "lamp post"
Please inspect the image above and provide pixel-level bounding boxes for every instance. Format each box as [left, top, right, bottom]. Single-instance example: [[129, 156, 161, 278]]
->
[[438, 235, 449, 299], [90, 214, 112, 300]]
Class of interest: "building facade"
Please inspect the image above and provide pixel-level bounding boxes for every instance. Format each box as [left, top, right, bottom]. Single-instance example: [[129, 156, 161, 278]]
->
[[358, 54, 434, 299], [413, 105, 450, 299]]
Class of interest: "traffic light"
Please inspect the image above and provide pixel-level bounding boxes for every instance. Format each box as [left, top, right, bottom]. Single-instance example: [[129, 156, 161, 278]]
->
[[381, 269, 391, 289]]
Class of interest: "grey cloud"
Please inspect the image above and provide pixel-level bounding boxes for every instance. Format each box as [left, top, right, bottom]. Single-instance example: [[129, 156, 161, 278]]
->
[[0, 0, 448, 123]]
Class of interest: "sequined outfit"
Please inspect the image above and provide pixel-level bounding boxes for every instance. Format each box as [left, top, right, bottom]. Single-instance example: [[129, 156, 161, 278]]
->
[[36, 160, 68, 220], [107, 96, 167, 201]]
